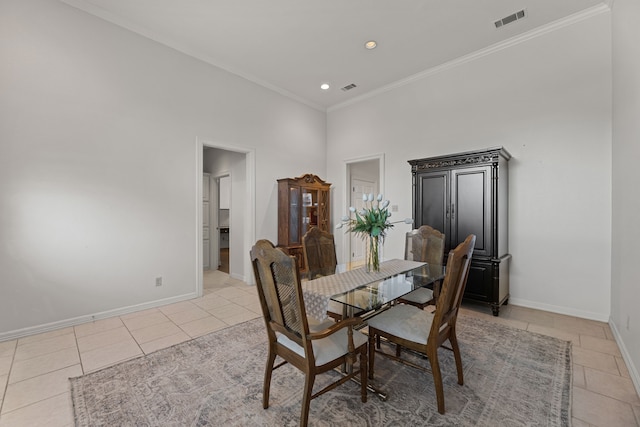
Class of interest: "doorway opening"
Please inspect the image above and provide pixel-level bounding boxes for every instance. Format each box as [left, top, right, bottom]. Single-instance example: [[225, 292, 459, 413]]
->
[[197, 139, 255, 297], [344, 155, 383, 265]]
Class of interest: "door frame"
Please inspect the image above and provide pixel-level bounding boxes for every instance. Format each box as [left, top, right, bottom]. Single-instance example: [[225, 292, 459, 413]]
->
[[341, 153, 385, 265], [196, 138, 256, 296]]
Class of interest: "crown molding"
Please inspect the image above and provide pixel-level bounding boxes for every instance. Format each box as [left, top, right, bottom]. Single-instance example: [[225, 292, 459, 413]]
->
[[59, 0, 610, 115], [328, 3, 611, 113], [59, 0, 325, 112]]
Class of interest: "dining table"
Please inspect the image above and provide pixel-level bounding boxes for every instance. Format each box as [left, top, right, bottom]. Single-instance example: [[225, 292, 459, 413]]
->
[[302, 258, 445, 322], [301, 258, 446, 400]]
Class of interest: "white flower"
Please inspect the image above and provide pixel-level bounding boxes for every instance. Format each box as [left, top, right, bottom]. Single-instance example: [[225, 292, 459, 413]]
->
[[367, 193, 374, 202], [341, 215, 350, 221], [362, 194, 368, 201], [349, 207, 356, 212], [359, 209, 366, 216], [377, 194, 383, 201], [335, 223, 344, 229], [403, 218, 414, 224], [381, 200, 390, 208]]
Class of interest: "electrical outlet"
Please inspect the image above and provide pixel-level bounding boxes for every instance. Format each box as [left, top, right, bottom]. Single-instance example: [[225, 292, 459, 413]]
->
[[156, 276, 163, 287], [392, 205, 399, 212]]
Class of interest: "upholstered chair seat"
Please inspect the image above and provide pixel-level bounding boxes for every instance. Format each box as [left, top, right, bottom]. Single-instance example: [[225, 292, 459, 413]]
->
[[367, 304, 433, 346], [396, 287, 434, 308], [277, 325, 369, 366]]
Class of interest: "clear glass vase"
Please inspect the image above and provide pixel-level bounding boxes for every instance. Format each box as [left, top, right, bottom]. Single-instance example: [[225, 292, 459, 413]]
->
[[365, 235, 380, 273]]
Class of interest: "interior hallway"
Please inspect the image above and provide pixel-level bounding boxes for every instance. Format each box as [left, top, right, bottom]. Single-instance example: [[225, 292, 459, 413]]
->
[[0, 272, 638, 426]]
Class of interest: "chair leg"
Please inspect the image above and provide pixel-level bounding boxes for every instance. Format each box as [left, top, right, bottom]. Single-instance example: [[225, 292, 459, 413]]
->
[[427, 347, 446, 414], [360, 347, 368, 403], [263, 347, 277, 409], [368, 332, 376, 380], [300, 373, 315, 427], [433, 280, 441, 301], [450, 330, 464, 385]]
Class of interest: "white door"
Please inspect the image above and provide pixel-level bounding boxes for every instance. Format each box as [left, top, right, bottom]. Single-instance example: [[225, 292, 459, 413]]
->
[[350, 178, 376, 263]]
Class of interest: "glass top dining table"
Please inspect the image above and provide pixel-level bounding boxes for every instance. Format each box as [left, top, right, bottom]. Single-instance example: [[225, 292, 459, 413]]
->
[[302, 259, 445, 321], [301, 259, 445, 401]]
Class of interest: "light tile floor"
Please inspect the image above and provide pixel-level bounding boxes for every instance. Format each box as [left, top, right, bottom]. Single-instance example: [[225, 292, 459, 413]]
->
[[0, 271, 638, 426]]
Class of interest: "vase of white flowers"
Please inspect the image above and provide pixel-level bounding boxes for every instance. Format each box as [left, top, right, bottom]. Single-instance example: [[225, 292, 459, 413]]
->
[[365, 234, 381, 273], [336, 193, 413, 273]]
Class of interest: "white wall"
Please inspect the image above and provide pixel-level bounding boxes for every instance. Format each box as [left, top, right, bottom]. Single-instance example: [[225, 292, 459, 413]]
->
[[611, 0, 640, 391], [327, 12, 612, 321], [0, 0, 326, 337]]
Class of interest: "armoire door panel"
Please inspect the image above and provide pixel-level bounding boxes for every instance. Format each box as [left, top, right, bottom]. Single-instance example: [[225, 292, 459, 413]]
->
[[464, 263, 492, 302], [416, 171, 449, 238], [452, 166, 492, 257]]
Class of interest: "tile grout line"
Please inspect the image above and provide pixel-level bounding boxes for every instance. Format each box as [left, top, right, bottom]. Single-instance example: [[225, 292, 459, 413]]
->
[[73, 326, 85, 376], [0, 340, 18, 417], [118, 315, 147, 355]]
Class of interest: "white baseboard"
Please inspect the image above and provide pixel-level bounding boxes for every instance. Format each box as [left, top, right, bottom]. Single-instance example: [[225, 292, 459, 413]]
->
[[230, 272, 246, 282], [508, 297, 609, 322], [608, 319, 640, 397], [0, 292, 198, 342]]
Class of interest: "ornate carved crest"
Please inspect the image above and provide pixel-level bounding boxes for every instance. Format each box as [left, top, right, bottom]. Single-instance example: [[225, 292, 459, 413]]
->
[[281, 173, 330, 186], [408, 147, 509, 173]]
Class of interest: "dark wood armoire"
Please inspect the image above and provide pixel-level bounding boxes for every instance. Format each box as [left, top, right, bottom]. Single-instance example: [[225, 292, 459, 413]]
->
[[409, 147, 511, 316]]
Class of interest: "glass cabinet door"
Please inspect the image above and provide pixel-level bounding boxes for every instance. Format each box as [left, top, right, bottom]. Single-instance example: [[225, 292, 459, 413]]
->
[[289, 186, 300, 244], [301, 189, 320, 238], [317, 189, 329, 230]]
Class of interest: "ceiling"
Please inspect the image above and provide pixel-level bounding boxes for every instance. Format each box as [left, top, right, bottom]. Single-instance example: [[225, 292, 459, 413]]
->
[[61, 0, 607, 111]]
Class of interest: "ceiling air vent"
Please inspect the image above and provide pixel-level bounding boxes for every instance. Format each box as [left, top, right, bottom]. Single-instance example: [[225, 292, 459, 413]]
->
[[341, 83, 357, 92], [494, 9, 526, 28]]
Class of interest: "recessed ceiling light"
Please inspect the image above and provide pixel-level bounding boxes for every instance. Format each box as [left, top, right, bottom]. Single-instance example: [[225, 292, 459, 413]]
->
[[320, 83, 330, 90], [364, 40, 377, 50]]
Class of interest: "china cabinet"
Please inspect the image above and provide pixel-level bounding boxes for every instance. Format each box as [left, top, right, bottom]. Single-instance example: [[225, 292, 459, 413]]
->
[[409, 147, 511, 315], [277, 174, 331, 272]]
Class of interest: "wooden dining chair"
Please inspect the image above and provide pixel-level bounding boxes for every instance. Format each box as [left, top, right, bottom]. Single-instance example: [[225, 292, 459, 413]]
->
[[302, 226, 338, 280], [367, 234, 476, 414], [250, 239, 368, 427], [397, 225, 446, 309], [302, 227, 352, 321]]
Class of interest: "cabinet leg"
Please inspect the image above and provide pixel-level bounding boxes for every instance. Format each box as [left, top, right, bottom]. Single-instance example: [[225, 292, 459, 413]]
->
[[491, 305, 500, 317]]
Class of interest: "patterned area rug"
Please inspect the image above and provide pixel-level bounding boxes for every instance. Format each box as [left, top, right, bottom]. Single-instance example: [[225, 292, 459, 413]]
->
[[70, 315, 571, 426]]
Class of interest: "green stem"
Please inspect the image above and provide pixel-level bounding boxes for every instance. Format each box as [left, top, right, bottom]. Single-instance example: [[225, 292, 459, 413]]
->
[[367, 235, 380, 272]]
